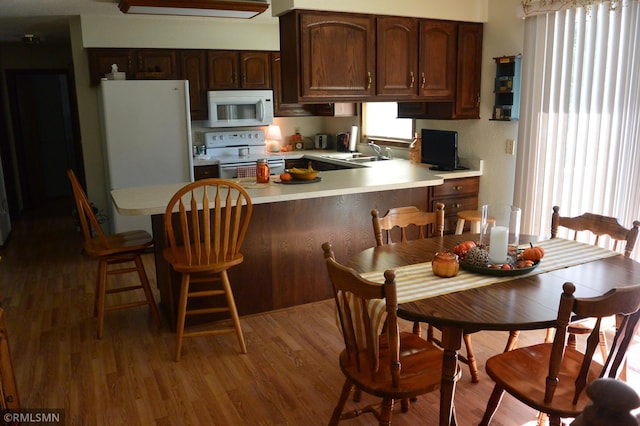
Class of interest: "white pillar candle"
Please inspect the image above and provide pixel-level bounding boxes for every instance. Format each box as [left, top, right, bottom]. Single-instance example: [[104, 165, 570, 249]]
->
[[489, 226, 509, 263]]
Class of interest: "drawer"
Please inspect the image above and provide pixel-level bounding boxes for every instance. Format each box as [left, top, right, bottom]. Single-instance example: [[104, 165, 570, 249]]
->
[[431, 196, 479, 216], [431, 177, 480, 198], [194, 165, 219, 180]]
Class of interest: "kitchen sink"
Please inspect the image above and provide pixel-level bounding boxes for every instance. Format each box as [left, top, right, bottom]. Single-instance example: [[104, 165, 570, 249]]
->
[[320, 154, 390, 162], [343, 156, 390, 162]]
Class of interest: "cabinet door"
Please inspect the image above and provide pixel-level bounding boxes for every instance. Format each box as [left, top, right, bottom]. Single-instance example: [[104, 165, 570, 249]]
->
[[376, 17, 418, 97], [207, 51, 239, 90], [88, 49, 134, 86], [271, 53, 315, 117], [419, 20, 457, 99], [240, 51, 271, 89], [298, 11, 376, 100], [135, 49, 177, 79], [178, 50, 207, 120], [454, 23, 483, 119]]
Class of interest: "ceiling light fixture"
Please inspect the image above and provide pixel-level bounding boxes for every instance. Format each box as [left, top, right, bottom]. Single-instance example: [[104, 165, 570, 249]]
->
[[118, 0, 269, 19]]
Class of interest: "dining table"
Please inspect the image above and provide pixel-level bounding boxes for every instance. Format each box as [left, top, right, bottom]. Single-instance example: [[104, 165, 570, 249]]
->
[[347, 234, 640, 426]]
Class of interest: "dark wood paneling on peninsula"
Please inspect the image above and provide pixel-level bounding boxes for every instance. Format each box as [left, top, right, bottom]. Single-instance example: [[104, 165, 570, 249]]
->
[[153, 186, 430, 323]]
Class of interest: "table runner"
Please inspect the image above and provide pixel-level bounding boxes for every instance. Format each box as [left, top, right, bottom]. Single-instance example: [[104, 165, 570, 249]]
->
[[360, 238, 619, 304]]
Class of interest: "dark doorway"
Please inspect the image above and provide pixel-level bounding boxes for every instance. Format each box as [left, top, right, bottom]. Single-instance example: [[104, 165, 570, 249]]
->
[[4, 70, 83, 217]]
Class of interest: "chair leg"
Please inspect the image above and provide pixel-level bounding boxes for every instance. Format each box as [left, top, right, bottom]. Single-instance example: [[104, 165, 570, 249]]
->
[[329, 380, 353, 426], [504, 330, 519, 352], [537, 412, 549, 426], [567, 333, 577, 350], [597, 329, 608, 362], [455, 219, 465, 235], [549, 414, 562, 426], [96, 259, 108, 339], [174, 273, 191, 362], [221, 270, 247, 354], [463, 333, 479, 383], [133, 254, 161, 329], [545, 327, 554, 343], [412, 321, 421, 336], [479, 385, 505, 426], [379, 398, 394, 426]]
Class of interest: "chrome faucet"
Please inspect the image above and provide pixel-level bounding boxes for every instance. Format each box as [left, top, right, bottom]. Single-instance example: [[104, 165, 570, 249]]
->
[[368, 142, 383, 158]]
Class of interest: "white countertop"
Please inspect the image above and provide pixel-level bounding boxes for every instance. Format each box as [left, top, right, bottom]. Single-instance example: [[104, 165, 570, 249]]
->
[[113, 156, 482, 216]]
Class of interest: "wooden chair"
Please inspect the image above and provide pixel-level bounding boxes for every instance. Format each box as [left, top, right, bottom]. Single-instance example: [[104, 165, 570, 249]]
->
[[479, 281, 640, 426], [0, 309, 19, 410], [548, 207, 640, 360], [322, 242, 450, 425], [571, 378, 640, 426], [163, 179, 252, 361], [371, 203, 481, 383], [67, 169, 161, 339], [371, 204, 445, 245]]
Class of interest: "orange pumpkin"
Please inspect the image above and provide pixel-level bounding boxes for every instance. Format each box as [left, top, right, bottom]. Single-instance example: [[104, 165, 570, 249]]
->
[[523, 243, 545, 261], [453, 241, 476, 257]]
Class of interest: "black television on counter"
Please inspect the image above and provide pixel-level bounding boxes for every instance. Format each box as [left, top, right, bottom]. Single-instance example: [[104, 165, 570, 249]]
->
[[420, 129, 466, 171]]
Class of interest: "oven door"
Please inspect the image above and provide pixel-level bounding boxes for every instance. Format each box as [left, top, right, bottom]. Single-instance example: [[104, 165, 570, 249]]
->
[[218, 159, 285, 179]]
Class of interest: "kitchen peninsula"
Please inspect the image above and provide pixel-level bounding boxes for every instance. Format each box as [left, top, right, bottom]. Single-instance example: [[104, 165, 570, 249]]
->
[[111, 157, 482, 323]]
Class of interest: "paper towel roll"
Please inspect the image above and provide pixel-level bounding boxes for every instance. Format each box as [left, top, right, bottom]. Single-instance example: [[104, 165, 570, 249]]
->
[[349, 125, 358, 152]]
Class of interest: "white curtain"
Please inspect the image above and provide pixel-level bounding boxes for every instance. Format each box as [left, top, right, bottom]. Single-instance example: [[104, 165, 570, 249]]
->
[[514, 0, 640, 259]]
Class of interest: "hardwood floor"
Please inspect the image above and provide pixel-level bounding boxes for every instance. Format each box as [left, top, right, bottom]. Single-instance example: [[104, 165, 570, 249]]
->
[[0, 204, 638, 425]]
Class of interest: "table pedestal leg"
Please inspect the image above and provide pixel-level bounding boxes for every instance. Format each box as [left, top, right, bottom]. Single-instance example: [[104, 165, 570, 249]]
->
[[440, 326, 462, 426]]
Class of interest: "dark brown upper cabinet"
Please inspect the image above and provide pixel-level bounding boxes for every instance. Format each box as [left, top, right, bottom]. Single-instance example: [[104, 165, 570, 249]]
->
[[271, 52, 315, 117], [207, 50, 271, 90], [279, 10, 376, 102], [178, 50, 207, 120], [419, 20, 458, 100], [134, 49, 177, 79], [376, 17, 457, 100], [397, 22, 483, 120], [376, 16, 419, 97], [453, 22, 483, 119], [88, 49, 135, 85]]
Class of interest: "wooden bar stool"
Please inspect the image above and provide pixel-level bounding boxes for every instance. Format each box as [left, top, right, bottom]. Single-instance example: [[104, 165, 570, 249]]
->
[[455, 210, 483, 234]]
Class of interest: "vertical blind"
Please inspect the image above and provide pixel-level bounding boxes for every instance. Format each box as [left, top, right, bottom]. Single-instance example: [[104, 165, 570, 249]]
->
[[514, 0, 640, 259]]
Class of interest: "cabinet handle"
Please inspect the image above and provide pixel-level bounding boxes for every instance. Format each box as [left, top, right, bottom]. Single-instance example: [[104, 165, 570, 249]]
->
[[410, 72, 415, 88], [453, 185, 464, 190], [367, 72, 372, 90], [476, 93, 481, 106], [421, 72, 426, 89], [453, 203, 463, 209]]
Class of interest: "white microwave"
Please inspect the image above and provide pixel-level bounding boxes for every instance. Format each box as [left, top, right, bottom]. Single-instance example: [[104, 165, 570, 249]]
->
[[205, 90, 274, 128]]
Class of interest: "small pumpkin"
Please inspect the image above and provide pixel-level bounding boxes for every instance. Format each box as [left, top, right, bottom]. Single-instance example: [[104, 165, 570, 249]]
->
[[453, 240, 476, 258], [523, 243, 545, 261]]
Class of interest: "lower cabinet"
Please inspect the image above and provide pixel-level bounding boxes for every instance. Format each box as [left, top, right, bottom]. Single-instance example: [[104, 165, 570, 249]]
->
[[430, 176, 480, 234], [194, 165, 219, 180]]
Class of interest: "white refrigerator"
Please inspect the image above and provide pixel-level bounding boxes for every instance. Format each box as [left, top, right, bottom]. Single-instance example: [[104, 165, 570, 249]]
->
[[99, 80, 194, 234]]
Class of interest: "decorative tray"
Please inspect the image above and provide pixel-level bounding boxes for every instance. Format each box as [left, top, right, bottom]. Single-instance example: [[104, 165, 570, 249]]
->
[[460, 260, 539, 276], [275, 177, 322, 184]]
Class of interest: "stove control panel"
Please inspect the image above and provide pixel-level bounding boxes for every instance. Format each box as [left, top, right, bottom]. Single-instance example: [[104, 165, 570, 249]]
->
[[204, 129, 265, 148]]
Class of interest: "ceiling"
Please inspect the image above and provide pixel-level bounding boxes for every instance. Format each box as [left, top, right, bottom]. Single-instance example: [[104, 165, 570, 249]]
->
[[0, 0, 272, 45]]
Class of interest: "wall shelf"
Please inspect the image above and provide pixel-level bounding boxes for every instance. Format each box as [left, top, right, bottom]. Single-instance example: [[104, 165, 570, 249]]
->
[[490, 55, 521, 121]]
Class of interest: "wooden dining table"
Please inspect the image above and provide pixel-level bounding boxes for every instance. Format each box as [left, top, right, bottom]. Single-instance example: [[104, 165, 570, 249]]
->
[[347, 234, 640, 426]]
